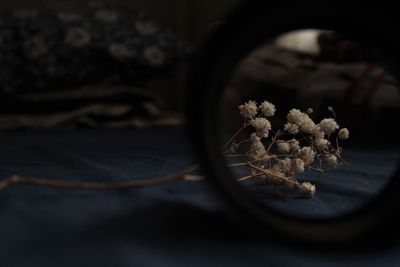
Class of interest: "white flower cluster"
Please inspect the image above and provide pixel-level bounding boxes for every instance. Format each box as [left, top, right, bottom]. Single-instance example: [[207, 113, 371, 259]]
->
[[228, 101, 350, 199], [246, 133, 267, 161], [251, 117, 271, 138], [239, 100, 258, 118], [338, 128, 349, 140], [319, 118, 339, 135], [259, 101, 276, 117]]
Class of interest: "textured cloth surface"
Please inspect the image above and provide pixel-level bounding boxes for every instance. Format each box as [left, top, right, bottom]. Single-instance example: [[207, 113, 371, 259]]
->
[[0, 126, 400, 267]]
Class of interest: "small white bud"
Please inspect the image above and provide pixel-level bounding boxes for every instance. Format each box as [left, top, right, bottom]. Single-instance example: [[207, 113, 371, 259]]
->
[[276, 141, 290, 153], [338, 128, 349, 140], [319, 118, 339, 135], [238, 100, 257, 118], [259, 101, 276, 117]]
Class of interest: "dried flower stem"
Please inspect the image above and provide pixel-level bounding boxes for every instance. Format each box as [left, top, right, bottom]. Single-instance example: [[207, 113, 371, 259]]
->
[[0, 165, 199, 191], [223, 124, 248, 149]]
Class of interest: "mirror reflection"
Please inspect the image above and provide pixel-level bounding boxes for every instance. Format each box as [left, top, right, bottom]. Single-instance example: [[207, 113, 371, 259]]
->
[[220, 29, 400, 219]]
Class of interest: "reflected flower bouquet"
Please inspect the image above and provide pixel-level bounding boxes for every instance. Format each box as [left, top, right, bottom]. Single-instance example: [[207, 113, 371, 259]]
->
[[224, 100, 350, 198]]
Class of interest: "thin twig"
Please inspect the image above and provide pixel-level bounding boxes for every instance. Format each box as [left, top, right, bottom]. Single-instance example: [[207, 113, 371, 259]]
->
[[237, 173, 264, 182], [223, 124, 248, 149], [227, 162, 248, 167], [0, 165, 199, 191], [266, 130, 281, 153]]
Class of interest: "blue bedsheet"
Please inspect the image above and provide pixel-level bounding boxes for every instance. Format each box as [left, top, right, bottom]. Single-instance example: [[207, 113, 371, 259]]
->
[[1, 127, 399, 266]]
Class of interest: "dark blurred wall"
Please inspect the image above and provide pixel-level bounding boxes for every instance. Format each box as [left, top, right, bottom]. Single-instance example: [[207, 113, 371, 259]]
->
[[0, 0, 241, 42]]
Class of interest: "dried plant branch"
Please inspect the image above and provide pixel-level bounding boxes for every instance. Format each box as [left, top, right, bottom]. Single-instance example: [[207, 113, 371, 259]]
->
[[0, 165, 199, 191], [224, 100, 350, 198], [223, 124, 248, 150]]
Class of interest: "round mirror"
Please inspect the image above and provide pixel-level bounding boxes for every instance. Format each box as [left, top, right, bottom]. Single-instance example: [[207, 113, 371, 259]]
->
[[187, 2, 400, 244], [220, 29, 400, 219]]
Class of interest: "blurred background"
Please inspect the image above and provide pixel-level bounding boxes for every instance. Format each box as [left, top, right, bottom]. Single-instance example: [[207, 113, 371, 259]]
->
[[0, 0, 240, 42], [1, 1, 400, 266], [0, 0, 242, 130]]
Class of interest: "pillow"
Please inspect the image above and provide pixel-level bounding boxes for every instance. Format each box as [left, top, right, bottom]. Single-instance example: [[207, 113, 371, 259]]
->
[[0, 3, 193, 95], [0, 85, 182, 130]]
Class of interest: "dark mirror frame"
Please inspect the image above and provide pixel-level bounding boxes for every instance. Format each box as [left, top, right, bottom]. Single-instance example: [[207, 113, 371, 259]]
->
[[186, 0, 400, 249]]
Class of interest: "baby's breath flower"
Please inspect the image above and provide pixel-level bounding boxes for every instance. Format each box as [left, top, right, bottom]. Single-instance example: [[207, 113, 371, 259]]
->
[[250, 117, 271, 138], [293, 158, 305, 173], [259, 101, 276, 117], [287, 109, 304, 124], [338, 128, 349, 140], [319, 118, 339, 135], [276, 140, 290, 153], [325, 154, 338, 165], [239, 101, 257, 118], [280, 158, 292, 170], [284, 122, 299, 135], [301, 182, 316, 197], [287, 109, 317, 134], [298, 146, 316, 165], [299, 115, 317, 134], [247, 133, 267, 161], [314, 137, 330, 151], [312, 126, 325, 138], [229, 99, 349, 199], [288, 139, 300, 151]]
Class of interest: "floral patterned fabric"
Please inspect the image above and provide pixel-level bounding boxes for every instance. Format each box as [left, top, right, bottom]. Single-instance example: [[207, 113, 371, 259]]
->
[[0, 3, 193, 95]]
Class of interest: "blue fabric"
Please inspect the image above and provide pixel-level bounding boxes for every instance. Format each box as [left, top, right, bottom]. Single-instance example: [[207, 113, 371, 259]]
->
[[1, 126, 400, 267]]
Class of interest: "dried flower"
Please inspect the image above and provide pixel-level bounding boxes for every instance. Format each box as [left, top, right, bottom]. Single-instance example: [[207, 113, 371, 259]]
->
[[287, 109, 317, 134], [325, 154, 338, 165], [259, 101, 276, 117], [225, 99, 349, 199], [312, 126, 325, 138], [298, 146, 316, 165], [247, 133, 267, 161], [276, 140, 290, 153], [319, 118, 339, 135], [239, 100, 257, 118], [287, 109, 304, 124], [299, 115, 317, 134], [251, 117, 271, 138], [288, 139, 300, 151], [301, 182, 316, 197], [293, 158, 305, 173], [284, 122, 299, 135], [314, 137, 330, 151], [279, 158, 292, 172], [338, 128, 349, 140]]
